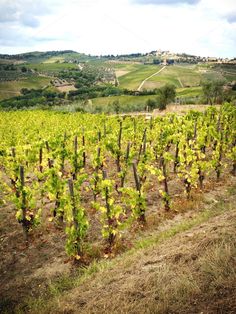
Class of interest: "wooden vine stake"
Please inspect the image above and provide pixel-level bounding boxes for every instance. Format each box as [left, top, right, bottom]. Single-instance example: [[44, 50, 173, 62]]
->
[[121, 142, 130, 188], [68, 178, 82, 257], [160, 156, 170, 211], [10, 147, 20, 197], [137, 128, 147, 164], [93, 147, 102, 202], [116, 121, 122, 173], [60, 132, 67, 175], [103, 170, 115, 247], [132, 162, 146, 223], [173, 142, 179, 173], [19, 166, 29, 242], [82, 131, 86, 167], [73, 135, 78, 180], [39, 147, 43, 173], [133, 118, 137, 147], [45, 141, 53, 169]]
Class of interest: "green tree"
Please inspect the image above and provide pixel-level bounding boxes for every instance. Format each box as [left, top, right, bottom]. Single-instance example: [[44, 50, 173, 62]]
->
[[21, 66, 27, 73], [201, 80, 225, 105], [146, 98, 157, 111], [113, 100, 120, 114], [156, 84, 176, 110]]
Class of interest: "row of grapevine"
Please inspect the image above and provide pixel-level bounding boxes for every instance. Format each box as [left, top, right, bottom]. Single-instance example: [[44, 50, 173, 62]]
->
[[0, 104, 235, 259]]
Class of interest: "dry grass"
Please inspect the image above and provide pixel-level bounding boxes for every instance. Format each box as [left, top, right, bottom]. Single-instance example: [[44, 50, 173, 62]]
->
[[23, 192, 236, 314], [153, 104, 221, 116], [56, 85, 77, 92]]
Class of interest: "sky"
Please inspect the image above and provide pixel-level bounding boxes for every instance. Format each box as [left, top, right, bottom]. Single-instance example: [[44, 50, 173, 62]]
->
[[0, 0, 235, 58]]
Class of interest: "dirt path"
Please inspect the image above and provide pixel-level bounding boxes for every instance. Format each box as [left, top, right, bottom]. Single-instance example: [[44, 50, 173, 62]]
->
[[178, 77, 184, 87], [137, 66, 166, 91]]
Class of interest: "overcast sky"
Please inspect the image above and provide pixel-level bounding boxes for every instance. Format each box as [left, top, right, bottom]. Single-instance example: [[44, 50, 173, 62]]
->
[[0, 0, 235, 57]]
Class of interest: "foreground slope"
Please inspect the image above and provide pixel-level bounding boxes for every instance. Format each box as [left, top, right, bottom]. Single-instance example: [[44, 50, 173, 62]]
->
[[24, 180, 236, 314], [58, 205, 236, 314]]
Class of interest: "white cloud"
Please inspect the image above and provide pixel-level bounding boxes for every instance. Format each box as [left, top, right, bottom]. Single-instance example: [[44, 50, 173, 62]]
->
[[0, 0, 235, 58], [132, 0, 200, 5]]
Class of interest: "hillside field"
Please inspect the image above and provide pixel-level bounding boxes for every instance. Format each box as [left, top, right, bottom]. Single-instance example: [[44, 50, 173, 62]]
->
[[0, 104, 235, 313], [111, 63, 163, 90], [0, 50, 235, 106], [113, 63, 236, 91], [0, 77, 51, 100]]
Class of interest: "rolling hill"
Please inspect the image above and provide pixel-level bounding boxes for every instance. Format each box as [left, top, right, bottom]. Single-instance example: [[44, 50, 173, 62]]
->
[[0, 50, 235, 107]]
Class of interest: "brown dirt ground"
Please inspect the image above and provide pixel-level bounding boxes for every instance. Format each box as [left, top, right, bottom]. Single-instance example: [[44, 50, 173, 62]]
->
[[115, 70, 130, 78], [56, 85, 77, 93]]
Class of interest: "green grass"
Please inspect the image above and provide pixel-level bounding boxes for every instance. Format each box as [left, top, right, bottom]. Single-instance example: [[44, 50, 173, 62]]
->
[[91, 87, 203, 109], [113, 64, 202, 91], [109, 62, 142, 71], [116, 64, 162, 90], [22, 62, 77, 74], [0, 76, 51, 100], [90, 94, 157, 108], [91, 94, 154, 105], [135, 198, 230, 250], [202, 70, 225, 81], [212, 64, 236, 82], [145, 65, 201, 89], [176, 86, 202, 97]]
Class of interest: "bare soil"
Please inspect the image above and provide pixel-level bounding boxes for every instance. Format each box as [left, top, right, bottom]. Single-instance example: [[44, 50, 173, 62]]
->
[[115, 70, 130, 78], [56, 85, 77, 93]]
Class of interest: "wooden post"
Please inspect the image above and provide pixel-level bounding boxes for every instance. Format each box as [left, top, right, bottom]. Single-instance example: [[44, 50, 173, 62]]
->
[[68, 178, 78, 231], [60, 132, 67, 174], [173, 142, 179, 173], [102, 170, 115, 247], [103, 120, 107, 138], [45, 141, 53, 169], [93, 147, 101, 202], [12, 147, 16, 158], [142, 128, 147, 155], [133, 118, 137, 147], [98, 130, 101, 143], [73, 136, 78, 180], [39, 147, 43, 173], [132, 162, 145, 222], [116, 121, 122, 173], [121, 142, 130, 188], [194, 120, 197, 140], [132, 162, 140, 192], [161, 157, 170, 211], [82, 133, 86, 167], [68, 178, 81, 256], [20, 166, 28, 242]]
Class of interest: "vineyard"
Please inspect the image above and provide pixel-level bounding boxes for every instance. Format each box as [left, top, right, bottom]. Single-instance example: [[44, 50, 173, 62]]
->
[[0, 104, 235, 263]]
